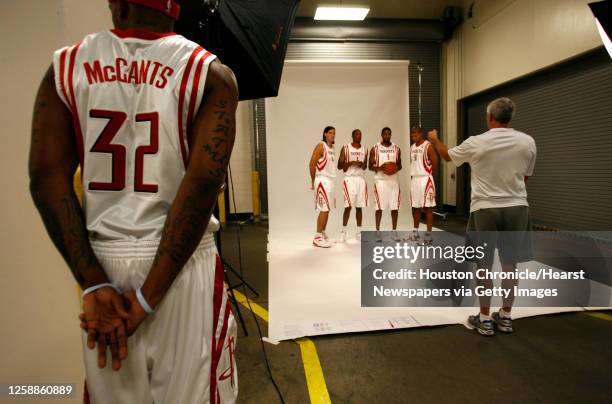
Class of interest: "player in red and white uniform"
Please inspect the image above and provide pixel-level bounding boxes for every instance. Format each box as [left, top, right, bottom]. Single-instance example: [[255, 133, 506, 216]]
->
[[337, 129, 368, 242], [410, 126, 439, 244], [369, 127, 402, 237], [309, 126, 336, 248], [29, 1, 238, 403]]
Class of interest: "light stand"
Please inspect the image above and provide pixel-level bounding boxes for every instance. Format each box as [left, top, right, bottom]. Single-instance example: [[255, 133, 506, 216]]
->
[[214, 186, 260, 337]]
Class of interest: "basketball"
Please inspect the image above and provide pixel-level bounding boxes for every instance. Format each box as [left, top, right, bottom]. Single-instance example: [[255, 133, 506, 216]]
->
[[382, 162, 398, 175]]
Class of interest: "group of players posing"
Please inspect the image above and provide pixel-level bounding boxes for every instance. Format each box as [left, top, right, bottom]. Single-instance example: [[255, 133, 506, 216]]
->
[[309, 125, 439, 248]]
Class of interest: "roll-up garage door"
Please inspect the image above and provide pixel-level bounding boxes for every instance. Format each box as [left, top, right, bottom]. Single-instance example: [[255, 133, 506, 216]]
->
[[461, 48, 612, 230]]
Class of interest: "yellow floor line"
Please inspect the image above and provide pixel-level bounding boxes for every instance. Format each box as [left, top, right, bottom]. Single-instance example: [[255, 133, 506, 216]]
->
[[232, 289, 331, 404], [294, 338, 332, 404], [233, 289, 269, 322], [584, 311, 612, 322]]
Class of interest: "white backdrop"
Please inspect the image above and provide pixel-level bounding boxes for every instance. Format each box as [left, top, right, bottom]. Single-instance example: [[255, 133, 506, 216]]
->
[[265, 61, 611, 341], [266, 61, 411, 242]]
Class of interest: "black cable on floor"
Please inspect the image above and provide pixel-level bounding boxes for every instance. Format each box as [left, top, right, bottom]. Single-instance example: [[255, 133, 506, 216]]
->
[[227, 164, 286, 404]]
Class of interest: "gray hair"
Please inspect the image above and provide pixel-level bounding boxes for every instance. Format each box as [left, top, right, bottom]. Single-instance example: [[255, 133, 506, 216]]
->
[[486, 97, 515, 124]]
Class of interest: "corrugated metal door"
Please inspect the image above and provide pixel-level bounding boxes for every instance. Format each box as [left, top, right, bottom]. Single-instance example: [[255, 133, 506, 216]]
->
[[461, 48, 612, 230]]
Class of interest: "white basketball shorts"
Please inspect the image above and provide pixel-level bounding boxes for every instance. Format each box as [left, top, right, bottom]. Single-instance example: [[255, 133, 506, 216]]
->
[[373, 179, 400, 211], [343, 176, 368, 208], [314, 176, 335, 212], [84, 234, 238, 404], [411, 175, 436, 208]]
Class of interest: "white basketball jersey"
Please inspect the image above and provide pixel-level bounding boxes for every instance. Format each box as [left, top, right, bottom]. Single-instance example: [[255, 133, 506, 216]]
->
[[52, 29, 220, 240], [315, 141, 336, 178], [410, 140, 433, 177], [342, 143, 367, 177], [373, 142, 400, 181]]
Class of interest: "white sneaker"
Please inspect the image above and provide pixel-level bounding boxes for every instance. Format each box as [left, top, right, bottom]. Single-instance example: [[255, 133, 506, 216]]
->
[[322, 231, 330, 241], [355, 231, 361, 241], [407, 230, 420, 242], [313, 234, 331, 248], [393, 231, 402, 242], [338, 230, 347, 243], [375, 231, 383, 242]]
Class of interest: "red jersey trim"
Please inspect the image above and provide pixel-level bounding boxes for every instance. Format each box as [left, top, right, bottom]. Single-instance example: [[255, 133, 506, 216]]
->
[[67, 43, 85, 170], [58, 48, 71, 110], [343, 180, 351, 208], [210, 255, 226, 404], [317, 144, 328, 171], [110, 28, 177, 40], [316, 182, 331, 209], [177, 47, 205, 168], [373, 184, 381, 210], [186, 51, 212, 147]]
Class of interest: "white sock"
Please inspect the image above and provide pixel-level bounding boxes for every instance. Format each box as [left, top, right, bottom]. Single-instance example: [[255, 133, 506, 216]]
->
[[499, 308, 511, 318], [479, 313, 492, 322]]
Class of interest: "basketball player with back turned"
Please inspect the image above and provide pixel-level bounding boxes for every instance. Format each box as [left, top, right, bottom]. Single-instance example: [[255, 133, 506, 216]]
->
[[29, 0, 239, 402]]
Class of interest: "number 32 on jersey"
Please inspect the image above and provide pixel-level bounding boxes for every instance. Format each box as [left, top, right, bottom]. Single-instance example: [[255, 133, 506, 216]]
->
[[88, 109, 159, 193]]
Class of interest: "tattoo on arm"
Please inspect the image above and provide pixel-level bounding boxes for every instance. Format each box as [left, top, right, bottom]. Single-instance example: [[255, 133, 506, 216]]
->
[[154, 96, 233, 265], [34, 195, 104, 286], [30, 65, 107, 288], [153, 189, 215, 267], [144, 65, 238, 307]]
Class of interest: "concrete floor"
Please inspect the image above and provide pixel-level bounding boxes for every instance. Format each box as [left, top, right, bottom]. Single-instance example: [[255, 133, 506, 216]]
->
[[220, 216, 612, 404]]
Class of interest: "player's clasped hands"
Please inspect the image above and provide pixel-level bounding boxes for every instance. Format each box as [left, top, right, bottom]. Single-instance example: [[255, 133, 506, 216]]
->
[[79, 287, 148, 371]]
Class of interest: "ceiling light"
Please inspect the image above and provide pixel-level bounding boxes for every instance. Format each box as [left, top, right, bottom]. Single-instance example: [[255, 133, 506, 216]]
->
[[314, 6, 370, 21]]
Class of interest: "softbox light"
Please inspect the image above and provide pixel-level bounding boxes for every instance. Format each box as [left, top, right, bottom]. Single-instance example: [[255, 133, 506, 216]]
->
[[175, 0, 300, 100], [589, 0, 612, 59]]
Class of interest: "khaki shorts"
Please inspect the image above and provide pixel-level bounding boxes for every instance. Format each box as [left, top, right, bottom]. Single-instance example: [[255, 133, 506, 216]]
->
[[466, 205, 533, 265]]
